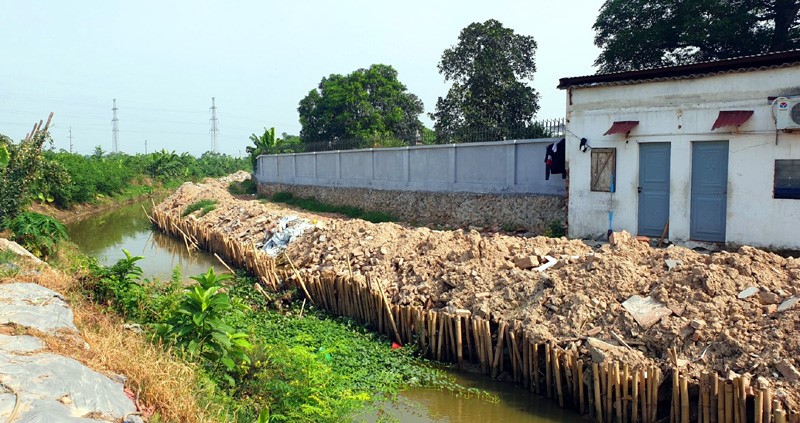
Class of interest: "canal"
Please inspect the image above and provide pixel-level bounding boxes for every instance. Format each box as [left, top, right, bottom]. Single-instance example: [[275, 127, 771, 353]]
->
[[67, 198, 580, 423]]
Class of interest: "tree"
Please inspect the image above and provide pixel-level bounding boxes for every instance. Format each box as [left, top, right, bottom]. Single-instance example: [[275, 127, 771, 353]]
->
[[298, 64, 424, 148], [246, 127, 300, 170], [593, 0, 800, 73], [431, 19, 541, 143]]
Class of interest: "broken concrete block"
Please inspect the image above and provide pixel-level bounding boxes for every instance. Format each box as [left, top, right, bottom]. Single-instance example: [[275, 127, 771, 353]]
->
[[775, 360, 800, 382], [759, 291, 782, 305], [513, 256, 540, 270], [585, 326, 602, 337], [665, 259, 682, 271], [622, 295, 673, 329], [587, 337, 647, 366], [738, 287, 759, 299], [690, 319, 706, 330], [778, 297, 799, 313]]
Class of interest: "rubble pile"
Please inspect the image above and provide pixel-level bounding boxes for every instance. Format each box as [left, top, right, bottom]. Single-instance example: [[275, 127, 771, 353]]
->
[[157, 177, 800, 405]]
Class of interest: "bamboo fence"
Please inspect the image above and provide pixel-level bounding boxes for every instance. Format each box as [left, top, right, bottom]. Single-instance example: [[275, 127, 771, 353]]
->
[[150, 207, 796, 422]]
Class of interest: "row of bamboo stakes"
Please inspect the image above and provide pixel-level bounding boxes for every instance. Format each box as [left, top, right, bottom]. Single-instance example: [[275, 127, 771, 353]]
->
[[150, 206, 797, 422]]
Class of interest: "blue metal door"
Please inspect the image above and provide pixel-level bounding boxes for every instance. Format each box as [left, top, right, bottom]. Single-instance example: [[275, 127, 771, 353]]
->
[[691, 141, 729, 242], [638, 143, 671, 237]]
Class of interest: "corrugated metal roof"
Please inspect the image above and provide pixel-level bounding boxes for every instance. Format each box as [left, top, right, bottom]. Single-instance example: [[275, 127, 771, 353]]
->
[[604, 121, 639, 135], [558, 50, 800, 89], [711, 110, 754, 130]]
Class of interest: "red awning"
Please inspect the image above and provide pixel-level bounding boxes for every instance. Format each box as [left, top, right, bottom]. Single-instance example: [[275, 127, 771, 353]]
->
[[604, 121, 639, 136], [711, 110, 753, 130]]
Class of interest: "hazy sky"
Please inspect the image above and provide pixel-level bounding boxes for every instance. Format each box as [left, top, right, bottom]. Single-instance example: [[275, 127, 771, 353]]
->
[[1, 0, 604, 157]]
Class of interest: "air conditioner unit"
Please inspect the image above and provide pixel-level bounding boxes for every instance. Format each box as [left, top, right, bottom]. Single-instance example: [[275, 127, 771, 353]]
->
[[776, 97, 800, 130]]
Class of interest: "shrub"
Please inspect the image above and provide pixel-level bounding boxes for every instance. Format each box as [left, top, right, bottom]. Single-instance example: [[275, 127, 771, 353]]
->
[[228, 179, 257, 196], [182, 199, 218, 217], [6, 211, 68, 259], [544, 220, 566, 238]]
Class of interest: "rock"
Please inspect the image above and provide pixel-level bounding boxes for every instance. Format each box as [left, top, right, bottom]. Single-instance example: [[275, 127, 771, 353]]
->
[[775, 360, 800, 381], [0, 334, 45, 354], [738, 287, 759, 299], [0, 238, 44, 264], [586, 337, 647, 365], [585, 326, 602, 336], [514, 256, 540, 270], [0, 283, 78, 333], [759, 291, 782, 305], [778, 297, 799, 312], [757, 376, 771, 389], [622, 295, 673, 329], [690, 319, 706, 330], [665, 259, 682, 271], [765, 304, 778, 314]]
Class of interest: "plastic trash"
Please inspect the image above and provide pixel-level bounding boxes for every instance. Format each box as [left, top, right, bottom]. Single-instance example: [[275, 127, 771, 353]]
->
[[261, 215, 314, 257]]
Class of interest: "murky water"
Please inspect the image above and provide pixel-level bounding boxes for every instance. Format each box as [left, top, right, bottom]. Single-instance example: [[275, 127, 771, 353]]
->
[[67, 198, 579, 423], [66, 199, 223, 281]]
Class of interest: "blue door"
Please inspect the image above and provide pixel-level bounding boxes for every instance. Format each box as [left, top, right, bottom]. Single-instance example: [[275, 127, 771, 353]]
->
[[691, 141, 728, 242], [638, 143, 671, 237]]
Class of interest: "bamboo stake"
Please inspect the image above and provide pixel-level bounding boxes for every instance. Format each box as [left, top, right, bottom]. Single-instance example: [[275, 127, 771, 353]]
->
[[725, 382, 734, 423], [374, 277, 400, 344], [437, 312, 445, 360], [447, 313, 457, 362], [483, 320, 492, 374], [650, 366, 660, 423], [554, 347, 564, 408], [776, 409, 787, 423], [573, 353, 581, 409], [614, 362, 622, 423], [593, 363, 603, 423], [455, 314, 463, 368], [533, 343, 540, 394], [214, 253, 235, 274], [703, 373, 711, 423], [285, 255, 315, 306], [522, 333, 530, 389], [640, 368, 647, 423], [606, 363, 613, 423], [579, 359, 586, 415], [765, 389, 773, 423], [492, 322, 507, 379], [632, 369, 639, 423], [545, 342, 553, 398], [680, 375, 689, 423], [738, 377, 747, 423], [756, 390, 764, 423], [733, 378, 741, 423], [622, 364, 629, 423], [673, 369, 680, 423]]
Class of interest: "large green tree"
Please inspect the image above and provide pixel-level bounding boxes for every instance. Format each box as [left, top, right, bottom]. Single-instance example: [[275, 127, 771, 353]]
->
[[594, 0, 800, 73], [297, 64, 424, 147], [431, 19, 541, 143]]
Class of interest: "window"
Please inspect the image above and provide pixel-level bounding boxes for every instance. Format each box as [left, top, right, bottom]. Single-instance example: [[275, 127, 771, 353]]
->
[[775, 160, 800, 199], [591, 148, 616, 192]]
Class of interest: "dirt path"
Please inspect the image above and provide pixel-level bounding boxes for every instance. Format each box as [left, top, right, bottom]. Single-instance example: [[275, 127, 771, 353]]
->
[[156, 175, 800, 408]]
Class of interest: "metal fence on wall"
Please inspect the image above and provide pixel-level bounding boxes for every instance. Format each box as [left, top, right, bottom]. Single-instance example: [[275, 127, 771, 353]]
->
[[272, 118, 565, 154]]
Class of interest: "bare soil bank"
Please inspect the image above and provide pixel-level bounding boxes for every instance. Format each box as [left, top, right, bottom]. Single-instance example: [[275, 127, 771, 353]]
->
[[156, 175, 800, 408]]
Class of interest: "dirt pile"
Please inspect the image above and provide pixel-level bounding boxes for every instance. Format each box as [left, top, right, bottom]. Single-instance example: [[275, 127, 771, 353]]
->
[[156, 177, 800, 403]]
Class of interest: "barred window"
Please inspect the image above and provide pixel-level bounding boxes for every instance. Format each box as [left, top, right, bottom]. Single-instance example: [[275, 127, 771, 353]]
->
[[775, 160, 800, 199]]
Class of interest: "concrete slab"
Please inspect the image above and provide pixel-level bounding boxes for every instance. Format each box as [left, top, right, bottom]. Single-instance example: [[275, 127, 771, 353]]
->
[[622, 295, 673, 329]]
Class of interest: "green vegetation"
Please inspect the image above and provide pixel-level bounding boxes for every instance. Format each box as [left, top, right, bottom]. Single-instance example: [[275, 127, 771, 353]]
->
[[6, 211, 68, 259], [593, 0, 800, 73], [544, 220, 566, 238], [246, 127, 302, 170], [269, 192, 395, 223], [84, 252, 471, 422], [182, 199, 219, 217], [228, 179, 258, 196]]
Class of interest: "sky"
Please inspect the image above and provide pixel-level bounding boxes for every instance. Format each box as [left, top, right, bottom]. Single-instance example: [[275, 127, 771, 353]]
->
[[0, 0, 604, 157]]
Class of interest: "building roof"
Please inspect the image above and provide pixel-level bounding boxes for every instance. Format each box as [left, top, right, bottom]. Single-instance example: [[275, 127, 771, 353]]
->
[[557, 50, 800, 90]]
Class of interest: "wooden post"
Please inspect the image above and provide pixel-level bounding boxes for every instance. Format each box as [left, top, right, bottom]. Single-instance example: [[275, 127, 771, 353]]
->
[[651, 366, 660, 423], [733, 377, 741, 423], [615, 362, 622, 423], [756, 390, 764, 423], [545, 342, 553, 398], [672, 368, 680, 423], [533, 343, 540, 394], [623, 364, 630, 423], [725, 382, 734, 423], [703, 373, 711, 423], [765, 389, 773, 423], [640, 368, 647, 423], [579, 359, 586, 415], [492, 322, 507, 379], [554, 347, 564, 408], [593, 363, 603, 423], [632, 369, 640, 423], [455, 314, 463, 369], [606, 363, 613, 423], [680, 375, 689, 423]]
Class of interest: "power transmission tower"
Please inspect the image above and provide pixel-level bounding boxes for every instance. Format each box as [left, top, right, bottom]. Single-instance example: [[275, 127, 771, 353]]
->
[[68, 127, 73, 153], [112, 99, 119, 153], [209, 97, 219, 153]]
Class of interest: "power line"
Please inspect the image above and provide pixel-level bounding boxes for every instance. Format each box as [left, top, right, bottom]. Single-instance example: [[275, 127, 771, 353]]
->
[[210, 97, 219, 153], [112, 99, 119, 153]]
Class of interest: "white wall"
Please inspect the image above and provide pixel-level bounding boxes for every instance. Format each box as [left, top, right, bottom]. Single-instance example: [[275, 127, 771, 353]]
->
[[566, 66, 800, 249], [256, 139, 567, 196]]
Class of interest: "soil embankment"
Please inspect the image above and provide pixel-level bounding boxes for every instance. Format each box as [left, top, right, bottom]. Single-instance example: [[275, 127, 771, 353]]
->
[[155, 175, 800, 411]]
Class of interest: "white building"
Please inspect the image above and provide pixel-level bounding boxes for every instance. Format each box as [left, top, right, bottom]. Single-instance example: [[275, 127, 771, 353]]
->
[[558, 50, 800, 249]]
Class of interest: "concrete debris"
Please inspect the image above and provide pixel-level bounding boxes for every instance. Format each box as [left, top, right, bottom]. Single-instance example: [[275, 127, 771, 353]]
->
[[778, 297, 799, 313], [586, 337, 647, 366], [513, 256, 540, 270], [0, 238, 44, 265], [776, 360, 800, 382], [738, 286, 759, 299], [665, 259, 682, 271], [261, 215, 315, 257], [759, 290, 782, 305], [621, 295, 673, 329], [0, 334, 45, 354], [0, 282, 78, 333], [534, 255, 558, 272]]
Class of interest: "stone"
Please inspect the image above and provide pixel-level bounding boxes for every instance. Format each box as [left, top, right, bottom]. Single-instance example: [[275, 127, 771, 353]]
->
[[777, 297, 800, 312], [690, 319, 706, 330], [0, 238, 43, 264], [665, 259, 682, 271], [765, 304, 778, 314], [757, 376, 771, 389], [622, 295, 673, 329], [775, 360, 800, 381], [512, 256, 536, 270], [737, 287, 759, 299], [759, 291, 782, 305], [0, 334, 45, 354], [585, 326, 602, 336], [0, 283, 78, 333], [586, 337, 647, 365]]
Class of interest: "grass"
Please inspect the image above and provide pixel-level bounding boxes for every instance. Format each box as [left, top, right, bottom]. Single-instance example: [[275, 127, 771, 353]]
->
[[181, 199, 218, 217], [227, 179, 257, 196], [268, 192, 396, 223]]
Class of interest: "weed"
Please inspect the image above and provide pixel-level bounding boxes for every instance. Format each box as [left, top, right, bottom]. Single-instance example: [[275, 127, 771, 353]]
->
[[544, 220, 566, 238], [5, 211, 68, 259], [182, 199, 218, 217], [269, 192, 396, 223], [228, 179, 257, 196]]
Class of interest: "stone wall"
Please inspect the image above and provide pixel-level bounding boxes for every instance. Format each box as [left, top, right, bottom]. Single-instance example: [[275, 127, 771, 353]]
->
[[257, 183, 566, 234]]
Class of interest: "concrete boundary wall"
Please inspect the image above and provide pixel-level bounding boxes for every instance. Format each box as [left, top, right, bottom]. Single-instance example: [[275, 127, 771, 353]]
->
[[255, 138, 566, 195]]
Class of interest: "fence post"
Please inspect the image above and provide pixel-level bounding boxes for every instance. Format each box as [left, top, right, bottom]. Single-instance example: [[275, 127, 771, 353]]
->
[[506, 141, 517, 189], [449, 144, 457, 184]]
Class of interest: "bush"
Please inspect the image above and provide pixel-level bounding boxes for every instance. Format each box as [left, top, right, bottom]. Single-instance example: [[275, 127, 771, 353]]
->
[[182, 199, 218, 217], [6, 211, 68, 259], [228, 179, 257, 196], [544, 220, 566, 238]]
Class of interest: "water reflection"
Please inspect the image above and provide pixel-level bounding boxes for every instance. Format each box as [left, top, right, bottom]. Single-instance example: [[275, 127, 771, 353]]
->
[[67, 199, 225, 281]]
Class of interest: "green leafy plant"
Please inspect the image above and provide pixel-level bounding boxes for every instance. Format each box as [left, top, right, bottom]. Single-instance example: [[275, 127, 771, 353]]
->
[[157, 268, 252, 385], [182, 199, 218, 217], [227, 179, 257, 196], [5, 211, 68, 259], [268, 192, 396, 223], [544, 220, 566, 238]]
